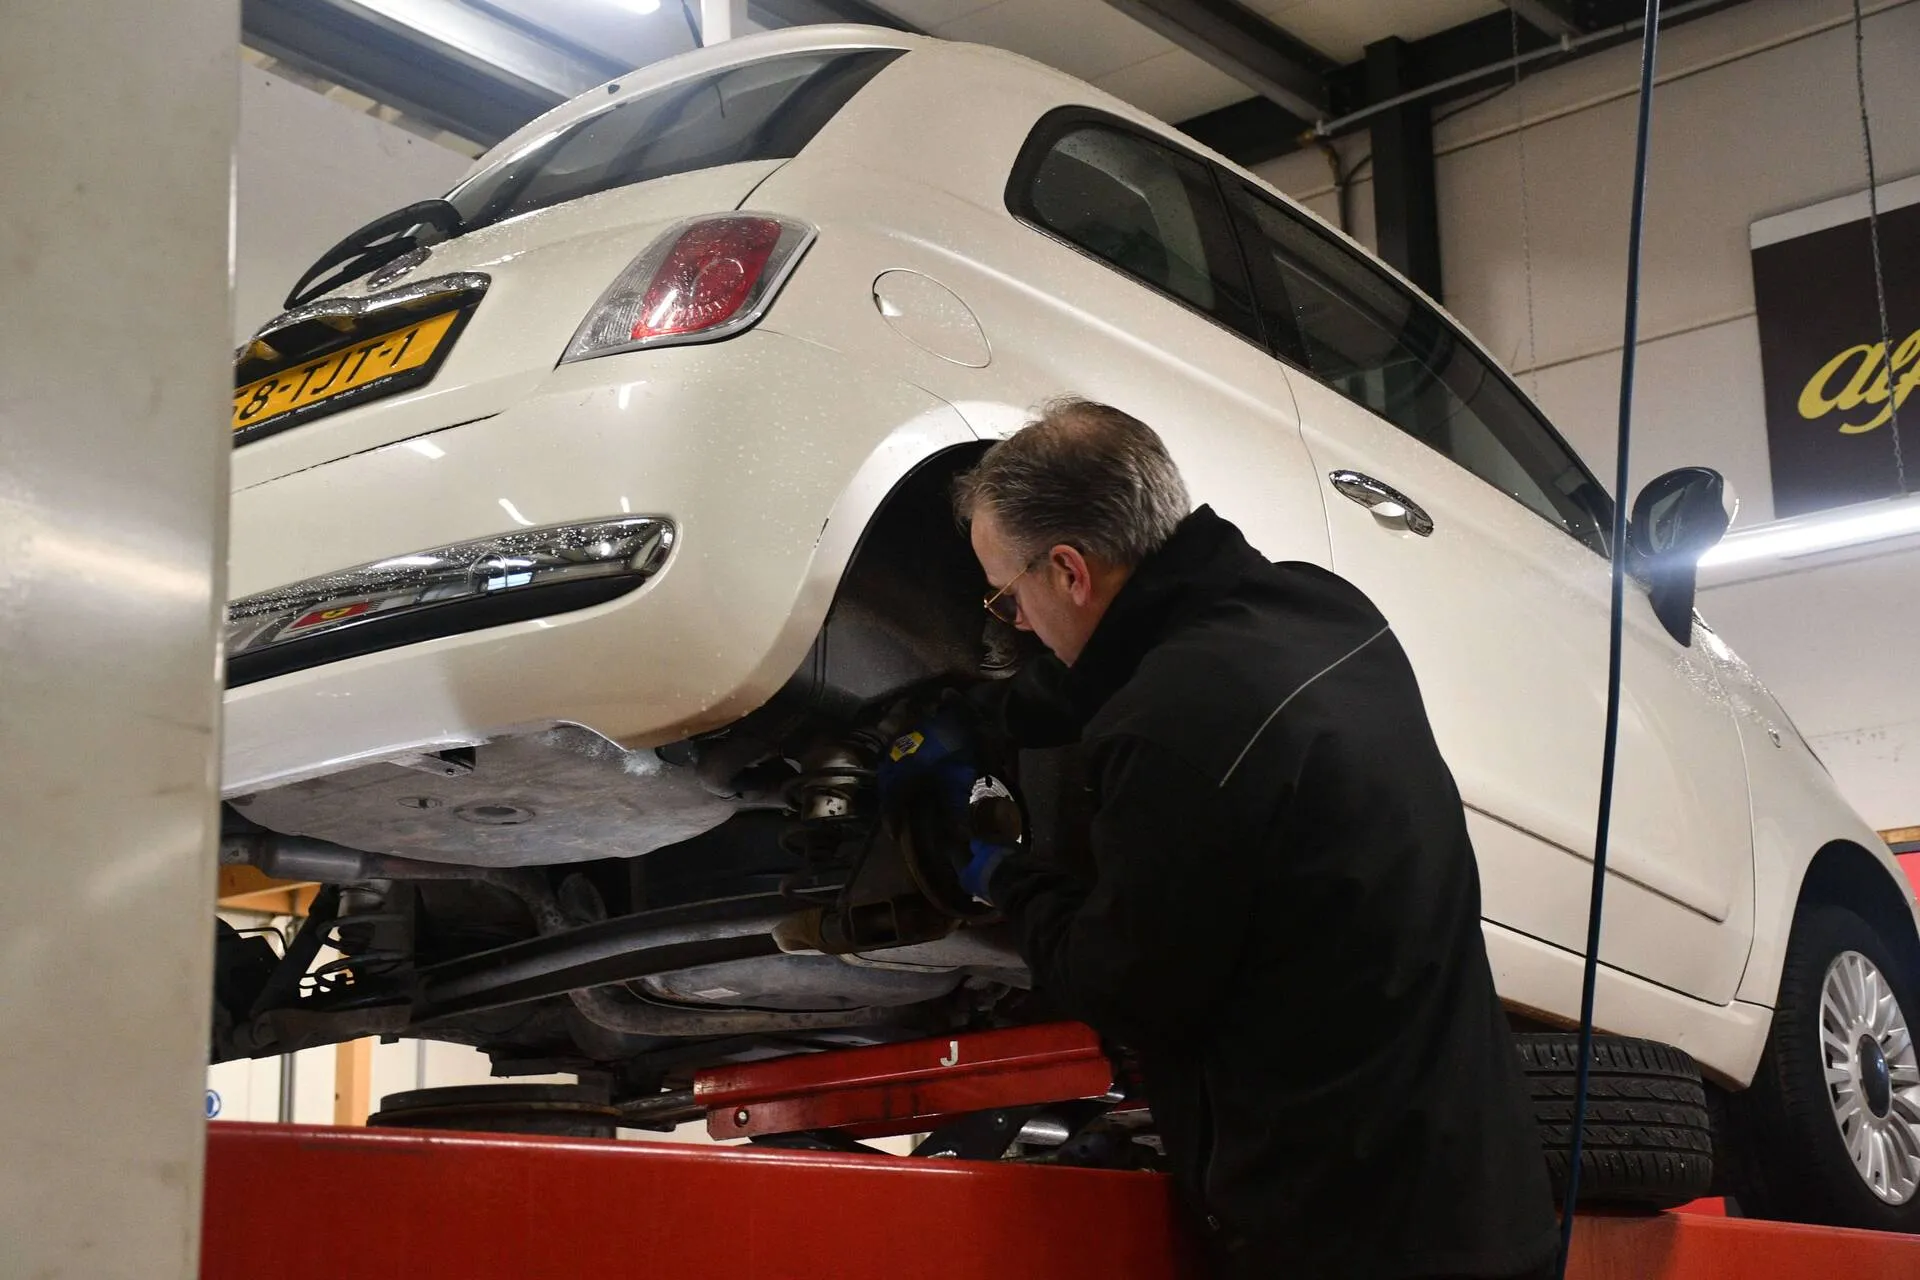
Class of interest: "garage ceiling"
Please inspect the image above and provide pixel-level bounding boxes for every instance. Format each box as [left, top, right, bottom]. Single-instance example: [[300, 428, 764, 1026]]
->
[[1239, 0, 1505, 62], [241, 0, 1753, 160], [869, 0, 1252, 122]]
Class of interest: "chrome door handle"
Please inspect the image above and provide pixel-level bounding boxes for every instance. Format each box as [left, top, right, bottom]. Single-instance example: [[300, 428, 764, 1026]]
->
[[1329, 471, 1434, 537]]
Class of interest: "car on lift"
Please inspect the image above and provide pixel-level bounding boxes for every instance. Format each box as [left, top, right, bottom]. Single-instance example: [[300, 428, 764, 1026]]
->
[[215, 24, 1920, 1228]]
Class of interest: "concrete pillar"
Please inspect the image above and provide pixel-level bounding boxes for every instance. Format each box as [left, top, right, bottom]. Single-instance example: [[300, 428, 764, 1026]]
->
[[701, 0, 750, 43], [0, 1, 237, 1275]]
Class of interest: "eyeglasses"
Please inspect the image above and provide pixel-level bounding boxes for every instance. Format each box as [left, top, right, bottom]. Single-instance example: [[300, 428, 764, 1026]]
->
[[983, 556, 1042, 625]]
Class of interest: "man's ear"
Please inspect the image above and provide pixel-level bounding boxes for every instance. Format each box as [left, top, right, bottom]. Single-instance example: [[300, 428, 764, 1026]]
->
[[1051, 544, 1093, 605]]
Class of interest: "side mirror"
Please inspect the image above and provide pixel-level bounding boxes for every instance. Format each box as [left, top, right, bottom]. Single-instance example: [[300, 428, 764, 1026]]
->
[[1629, 467, 1735, 646]]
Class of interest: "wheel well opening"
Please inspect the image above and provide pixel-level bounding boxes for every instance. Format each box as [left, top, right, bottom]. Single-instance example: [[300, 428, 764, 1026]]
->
[[830, 441, 995, 681], [1796, 839, 1920, 981]]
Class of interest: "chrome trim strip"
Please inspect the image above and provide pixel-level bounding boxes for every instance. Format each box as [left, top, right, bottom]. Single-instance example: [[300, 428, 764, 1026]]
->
[[225, 516, 673, 659], [241, 271, 493, 353]]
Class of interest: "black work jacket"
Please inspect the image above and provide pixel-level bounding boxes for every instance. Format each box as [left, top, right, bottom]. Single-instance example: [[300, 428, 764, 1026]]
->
[[989, 507, 1558, 1279]]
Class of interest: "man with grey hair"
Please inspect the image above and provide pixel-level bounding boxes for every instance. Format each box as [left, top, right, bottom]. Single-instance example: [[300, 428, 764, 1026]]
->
[[942, 399, 1557, 1279]]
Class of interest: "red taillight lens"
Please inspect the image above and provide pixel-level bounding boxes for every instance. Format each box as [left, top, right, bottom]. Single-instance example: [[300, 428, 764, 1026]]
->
[[562, 213, 813, 364], [632, 218, 783, 341]]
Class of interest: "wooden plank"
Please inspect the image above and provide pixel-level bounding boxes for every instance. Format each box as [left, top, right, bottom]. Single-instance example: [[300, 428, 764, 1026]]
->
[[333, 1039, 373, 1127], [1879, 825, 1920, 849], [217, 864, 282, 898], [217, 863, 319, 917]]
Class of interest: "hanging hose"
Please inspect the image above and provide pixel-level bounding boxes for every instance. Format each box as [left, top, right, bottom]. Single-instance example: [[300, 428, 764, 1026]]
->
[[1558, 2, 1663, 1274], [1851, 0, 1905, 491]]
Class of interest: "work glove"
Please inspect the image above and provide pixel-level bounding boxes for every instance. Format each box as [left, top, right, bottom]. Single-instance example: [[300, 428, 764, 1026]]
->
[[877, 697, 979, 815], [879, 691, 1023, 908], [962, 774, 1023, 904]]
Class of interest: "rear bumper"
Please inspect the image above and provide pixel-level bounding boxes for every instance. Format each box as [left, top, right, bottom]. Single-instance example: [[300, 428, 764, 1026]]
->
[[222, 331, 976, 795]]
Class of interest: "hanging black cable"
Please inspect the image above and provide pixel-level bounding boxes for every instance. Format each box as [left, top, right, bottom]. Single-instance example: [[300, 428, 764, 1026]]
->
[[1557, 2, 1662, 1275], [1852, 0, 1905, 491]]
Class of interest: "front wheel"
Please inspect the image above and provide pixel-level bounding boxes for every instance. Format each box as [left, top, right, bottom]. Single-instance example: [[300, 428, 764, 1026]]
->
[[1730, 904, 1920, 1230]]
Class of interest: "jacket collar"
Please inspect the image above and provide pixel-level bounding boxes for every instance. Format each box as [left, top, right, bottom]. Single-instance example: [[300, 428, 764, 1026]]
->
[[1062, 505, 1264, 718]]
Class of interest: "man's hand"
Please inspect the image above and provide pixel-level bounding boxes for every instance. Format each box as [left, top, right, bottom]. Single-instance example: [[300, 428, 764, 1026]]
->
[[963, 775, 1023, 903], [878, 701, 979, 812], [880, 692, 1023, 907]]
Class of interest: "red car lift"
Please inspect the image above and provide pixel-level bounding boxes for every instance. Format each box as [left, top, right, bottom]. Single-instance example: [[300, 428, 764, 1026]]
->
[[202, 1022, 1920, 1279]]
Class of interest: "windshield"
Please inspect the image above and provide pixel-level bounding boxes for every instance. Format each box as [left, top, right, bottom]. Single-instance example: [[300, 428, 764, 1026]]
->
[[446, 48, 902, 234]]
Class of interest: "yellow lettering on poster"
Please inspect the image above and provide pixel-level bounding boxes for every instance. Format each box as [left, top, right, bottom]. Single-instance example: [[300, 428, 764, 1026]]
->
[[1799, 330, 1920, 434]]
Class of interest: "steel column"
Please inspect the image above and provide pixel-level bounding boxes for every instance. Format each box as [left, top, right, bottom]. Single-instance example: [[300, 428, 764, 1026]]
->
[[1363, 37, 1444, 300]]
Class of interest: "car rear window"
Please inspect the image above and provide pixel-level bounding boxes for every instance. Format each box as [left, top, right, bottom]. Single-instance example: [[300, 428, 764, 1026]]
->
[[446, 48, 902, 233]]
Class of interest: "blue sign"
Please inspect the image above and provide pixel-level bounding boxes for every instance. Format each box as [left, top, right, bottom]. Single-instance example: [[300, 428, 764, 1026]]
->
[[205, 1089, 222, 1119]]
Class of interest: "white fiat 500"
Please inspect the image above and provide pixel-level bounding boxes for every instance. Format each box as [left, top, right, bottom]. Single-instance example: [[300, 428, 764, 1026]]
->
[[219, 25, 1918, 1225]]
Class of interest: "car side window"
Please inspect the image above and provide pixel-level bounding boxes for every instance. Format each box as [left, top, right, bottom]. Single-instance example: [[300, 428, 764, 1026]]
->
[[1008, 113, 1260, 341], [1224, 182, 1611, 555]]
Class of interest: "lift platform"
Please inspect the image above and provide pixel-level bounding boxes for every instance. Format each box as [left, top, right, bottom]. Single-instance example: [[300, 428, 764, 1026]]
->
[[201, 1022, 1920, 1279]]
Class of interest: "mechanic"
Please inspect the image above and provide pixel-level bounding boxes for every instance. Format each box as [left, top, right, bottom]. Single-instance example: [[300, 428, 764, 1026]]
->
[[921, 399, 1559, 1279]]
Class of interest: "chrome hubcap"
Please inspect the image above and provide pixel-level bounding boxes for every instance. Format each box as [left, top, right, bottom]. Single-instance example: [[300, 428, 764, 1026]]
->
[[1820, 950, 1920, 1204]]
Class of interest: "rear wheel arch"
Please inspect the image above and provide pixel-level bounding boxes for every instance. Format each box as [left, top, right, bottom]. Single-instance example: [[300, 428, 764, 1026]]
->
[[695, 441, 998, 784], [830, 440, 995, 669]]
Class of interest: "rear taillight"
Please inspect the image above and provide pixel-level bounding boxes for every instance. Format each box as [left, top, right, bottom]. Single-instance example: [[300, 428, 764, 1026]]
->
[[561, 213, 813, 363]]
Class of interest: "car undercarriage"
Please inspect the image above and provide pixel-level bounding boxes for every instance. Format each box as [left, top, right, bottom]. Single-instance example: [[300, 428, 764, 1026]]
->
[[210, 449, 1071, 1102]]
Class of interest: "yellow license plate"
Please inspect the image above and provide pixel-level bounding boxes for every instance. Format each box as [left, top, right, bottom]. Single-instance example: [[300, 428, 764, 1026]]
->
[[231, 309, 459, 433]]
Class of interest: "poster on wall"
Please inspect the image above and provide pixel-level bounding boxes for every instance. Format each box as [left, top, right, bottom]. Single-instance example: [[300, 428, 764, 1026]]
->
[[1751, 176, 1919, 519]]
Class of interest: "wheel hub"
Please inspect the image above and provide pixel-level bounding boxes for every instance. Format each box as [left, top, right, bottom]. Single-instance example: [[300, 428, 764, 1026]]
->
[[1859, 1034, 1894, 1118], [1819, 950, 1920, 1205]]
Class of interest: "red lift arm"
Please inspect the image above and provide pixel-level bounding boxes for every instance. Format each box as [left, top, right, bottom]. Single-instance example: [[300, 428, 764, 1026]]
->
[[694, 1022, 1114, 1141], [201, 1023, 1920, 1279]]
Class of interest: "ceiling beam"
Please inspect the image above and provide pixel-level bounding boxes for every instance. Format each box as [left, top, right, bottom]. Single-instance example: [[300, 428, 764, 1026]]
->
[[1174, 97, 1310, 168], [1183, 0, 1761, 165], [243, 0, 575, 144], [1504, 0, 1581, 38], [1103, 0, 1336, 123], [1318, 0, 1759, 127], [749, 0, 923, 31], [317, 0, 626, 98]]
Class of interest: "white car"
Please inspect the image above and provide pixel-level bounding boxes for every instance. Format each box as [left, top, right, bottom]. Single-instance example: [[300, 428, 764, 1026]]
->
[[217, 24, 1920, 1227]]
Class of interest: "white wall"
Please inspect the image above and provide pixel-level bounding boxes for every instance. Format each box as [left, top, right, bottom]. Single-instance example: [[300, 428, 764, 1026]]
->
[[1258, 0, 1920, 829], [235, 64, 474, 341], [208, 1035, 544, 1124], [1431, 0, 1919, 521]]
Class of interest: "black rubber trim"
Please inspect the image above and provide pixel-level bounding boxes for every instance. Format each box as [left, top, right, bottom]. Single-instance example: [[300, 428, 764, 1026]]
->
[[413, 894, 794, 1020], [225, 573, 648, 689]]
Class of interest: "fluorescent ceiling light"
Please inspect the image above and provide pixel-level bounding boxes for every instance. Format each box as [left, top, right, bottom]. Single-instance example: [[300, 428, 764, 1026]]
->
[[1698, 492, 1920, 568]]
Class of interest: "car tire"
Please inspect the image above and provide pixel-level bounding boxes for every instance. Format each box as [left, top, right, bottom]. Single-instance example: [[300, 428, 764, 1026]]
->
[[1727, 904, 1920, 1231], [1516, 1032, 1714, 1209]]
